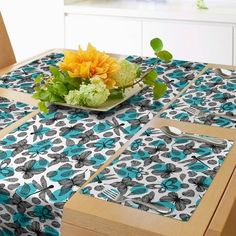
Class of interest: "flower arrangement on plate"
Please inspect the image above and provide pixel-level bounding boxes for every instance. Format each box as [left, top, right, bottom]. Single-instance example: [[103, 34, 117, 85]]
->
[[33, 38, 172, 112]]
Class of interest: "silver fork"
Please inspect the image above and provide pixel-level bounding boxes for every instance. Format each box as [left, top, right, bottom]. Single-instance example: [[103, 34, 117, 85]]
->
[[184, 107, 236, 120], [102, 188, 172, 214]]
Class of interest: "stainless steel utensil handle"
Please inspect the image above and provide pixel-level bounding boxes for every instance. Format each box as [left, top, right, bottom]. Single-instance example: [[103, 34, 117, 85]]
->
[[127, 199, 172, 214], [183, 134, 226, 147], [211, 113, 236, 120]]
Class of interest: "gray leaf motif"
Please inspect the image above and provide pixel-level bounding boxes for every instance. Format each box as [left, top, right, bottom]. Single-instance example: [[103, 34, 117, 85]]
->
[[182, 190, 195, 197], [14, 157, 26, 164]]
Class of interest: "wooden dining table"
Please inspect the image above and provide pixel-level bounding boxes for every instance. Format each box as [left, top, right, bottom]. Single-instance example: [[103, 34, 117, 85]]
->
[[0, 49, 236, 236]]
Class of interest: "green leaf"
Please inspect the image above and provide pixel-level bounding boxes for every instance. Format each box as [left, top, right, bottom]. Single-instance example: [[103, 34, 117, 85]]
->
[[32, 93, 39, 99], [136, 66, 141, 78], [34, 75, 42, 84], [50, 94, 65, 103], [156, 50, 173, 62], [52, 82, 68, 96], [142, 69, 157, 86], [150, 38, 163, 52], [49, 66, 61, 78], [64, 73, 82, 89], [153, 82, 167, 99], [109, 88, 124, 99], [38, 101, 49, 113], [38, 90, 51, 101]]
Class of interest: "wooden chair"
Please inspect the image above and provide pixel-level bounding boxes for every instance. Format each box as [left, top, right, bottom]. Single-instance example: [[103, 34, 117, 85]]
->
[[0, 12, 16, 69]]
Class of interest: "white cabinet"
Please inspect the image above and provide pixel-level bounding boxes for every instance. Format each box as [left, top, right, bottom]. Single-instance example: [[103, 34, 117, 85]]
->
[[0, 0, 64, 61], [143, 21, 233, 65], [234, 27, 236, 66], [64, 14, 142, 56]]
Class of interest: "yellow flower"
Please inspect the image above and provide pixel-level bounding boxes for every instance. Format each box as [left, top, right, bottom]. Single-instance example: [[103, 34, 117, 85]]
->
[[59, 43, 119, 88]]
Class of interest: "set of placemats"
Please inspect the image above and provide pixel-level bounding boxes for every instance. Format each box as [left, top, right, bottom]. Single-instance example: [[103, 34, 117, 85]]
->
[[160, 67, 236, 128], [81, 126, 233, 222], [0, 52, 208, 235], [0, 96, 35, 130]]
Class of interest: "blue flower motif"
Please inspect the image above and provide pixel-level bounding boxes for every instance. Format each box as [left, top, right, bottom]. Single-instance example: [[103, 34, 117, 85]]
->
[[44, 226, 60, 236], [93, 121, 112, 133], [220, 102, 236, 112], [167, 70, 185, 79], [13, 213, 32, 227], [167, 149, 186, 161], [28, 139, 52, 155], [131, 150, 150, 160], [0, 112, 13, 119], [0, 185, 10, 203], [32, 205, 54, 222], [117, 110, 138, 121], [16, 183, 37, 198], [94, 138, 116, 150], [63, 144, 85, 157], [160, 178, 182, 192]]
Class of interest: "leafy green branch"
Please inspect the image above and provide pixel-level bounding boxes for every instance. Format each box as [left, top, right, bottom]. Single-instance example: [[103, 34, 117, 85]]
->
[[32, 66, 82, 112], [122, 37, 173, 99]]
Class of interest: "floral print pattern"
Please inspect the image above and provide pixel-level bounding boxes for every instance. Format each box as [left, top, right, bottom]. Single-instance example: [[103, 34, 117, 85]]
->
[[0, 52, 206, 235], [0, 53, 64, 94], [160, 68, 236, 128], [81, 127, 232, 221], [0, 97, 35, 130]]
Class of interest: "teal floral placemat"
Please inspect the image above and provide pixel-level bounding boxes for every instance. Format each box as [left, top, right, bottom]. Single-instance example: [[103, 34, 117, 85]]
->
[[160, 68, 236, 128], [0, 53, 206, 235], [81, 127, 233, 222], [0, 96, 35, 130]]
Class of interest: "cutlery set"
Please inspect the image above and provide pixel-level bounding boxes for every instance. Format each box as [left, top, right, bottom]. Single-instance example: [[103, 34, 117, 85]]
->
[[102, 124, 226, 214], [102, 67, 234, 216], [184, 107, 236, 121], [102, 188, 172, 214], [160, 125, 226, 147]]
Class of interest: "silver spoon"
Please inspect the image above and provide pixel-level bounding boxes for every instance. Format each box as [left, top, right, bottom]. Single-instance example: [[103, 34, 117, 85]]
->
[[214, 68, 236, 79], [160, 126, 227, 148]]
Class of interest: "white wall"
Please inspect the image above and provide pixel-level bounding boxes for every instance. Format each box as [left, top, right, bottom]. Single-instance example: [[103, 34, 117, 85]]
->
[[0, 0, 64, 62]]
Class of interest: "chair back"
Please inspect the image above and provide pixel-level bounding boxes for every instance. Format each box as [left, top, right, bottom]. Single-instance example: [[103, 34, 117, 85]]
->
[[0, 12, 16, 69]]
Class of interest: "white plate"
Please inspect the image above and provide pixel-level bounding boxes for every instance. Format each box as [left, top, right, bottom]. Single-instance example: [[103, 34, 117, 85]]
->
[[53, 83, 144, 112]]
